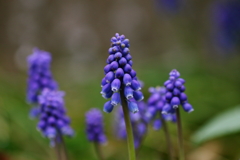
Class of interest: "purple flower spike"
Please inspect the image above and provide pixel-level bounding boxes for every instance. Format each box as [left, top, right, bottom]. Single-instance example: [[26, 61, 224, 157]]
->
[[101, 33, 144, 113], [27, 48, 58, 104], [37, 89, 74, 146], [85, 108, 107, 144], [163, 69, 193, 114], [147, 86, 177, 130]]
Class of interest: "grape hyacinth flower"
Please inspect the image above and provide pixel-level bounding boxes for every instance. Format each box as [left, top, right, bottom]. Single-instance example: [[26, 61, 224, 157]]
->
[[86, 108, 107, 160], [116, 102, 147, 148], [27, 48, 58, 118], [146, 86, 175, 160], [212, 0, 240, 52], [155, 0, 182, 14], [162, 69, 193, 114], [37, 89, 74, 147], [85, 109, 107, 144], [146, 87, 176, 124], [27, 48, 58, 104], [163, 69, 193, 160], [101, 33, 144, 114], [146, 87, 177, 128], [101, 33, 143, 160]]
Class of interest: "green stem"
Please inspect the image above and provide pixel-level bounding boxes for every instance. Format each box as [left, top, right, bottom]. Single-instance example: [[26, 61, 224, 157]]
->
[[59, 134, 68, 160], [120, 90, 136, 160], [176, 108, 185, 160], [54, 138, 62, 160], [160, 116, 174, 160], [94, 142, 104, 160]]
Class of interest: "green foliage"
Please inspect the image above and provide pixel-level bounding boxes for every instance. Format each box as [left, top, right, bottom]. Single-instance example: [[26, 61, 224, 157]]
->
[[192, 105, 240, 144]]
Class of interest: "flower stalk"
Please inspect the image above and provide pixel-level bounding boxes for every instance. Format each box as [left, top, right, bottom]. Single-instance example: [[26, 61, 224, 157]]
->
[[59, 134, 68, 160], [94, 142, 104, 160], [120, 90, 136, 160], [160, 115, 174, 160], [54, 139, 62, 160], [176, 108, 185, 160]]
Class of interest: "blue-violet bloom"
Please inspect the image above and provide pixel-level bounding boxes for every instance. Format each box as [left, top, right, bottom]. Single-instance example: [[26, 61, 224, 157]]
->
[[85, 108, 107, 144], [27, 48, 58, 104], [146, 86, 176, 130], [162, 69, 193, 114], [101, 33, 144, 113], [37, 89, 74, 146], [211, 0, 240, 52]]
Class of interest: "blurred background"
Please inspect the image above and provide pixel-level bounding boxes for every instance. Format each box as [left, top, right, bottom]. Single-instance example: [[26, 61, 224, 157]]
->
[[0, 0, 240, 159]]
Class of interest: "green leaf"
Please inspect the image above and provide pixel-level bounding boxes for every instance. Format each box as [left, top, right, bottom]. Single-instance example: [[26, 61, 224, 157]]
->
[[192, 105, 240, 144]]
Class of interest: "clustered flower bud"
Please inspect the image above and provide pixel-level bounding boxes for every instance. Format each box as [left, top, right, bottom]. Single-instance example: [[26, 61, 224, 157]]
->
[[115, 102, 147, 148], [146, 87, 176, 130], [85, 108, 107, 144], [162, 69, 193, 114], [37, 89, 74, 146], [27, 48, 58, 104], [101, 33, 144, 113]]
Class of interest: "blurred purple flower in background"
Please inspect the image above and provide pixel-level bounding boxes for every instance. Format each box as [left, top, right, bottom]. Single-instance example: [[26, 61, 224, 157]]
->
[[155, 0, 182, 13], [162, 69, 193, 114], [37, 89, 74, 146], [212, 0, 240, 52], [27, 48, 58, 104], [101, 33, 144, 113], [115, 102, 147, 148], [85, 108, 107, 144], [146, 86, 176, 130]]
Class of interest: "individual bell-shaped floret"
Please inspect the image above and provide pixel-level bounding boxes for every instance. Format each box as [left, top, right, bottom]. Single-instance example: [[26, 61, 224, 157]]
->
[[111, 79, 121, 92], [103, 101, 114, 113], [111, 92, 121, 106], [124, 86, 134, 99], [127, 99, 139, 113]]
